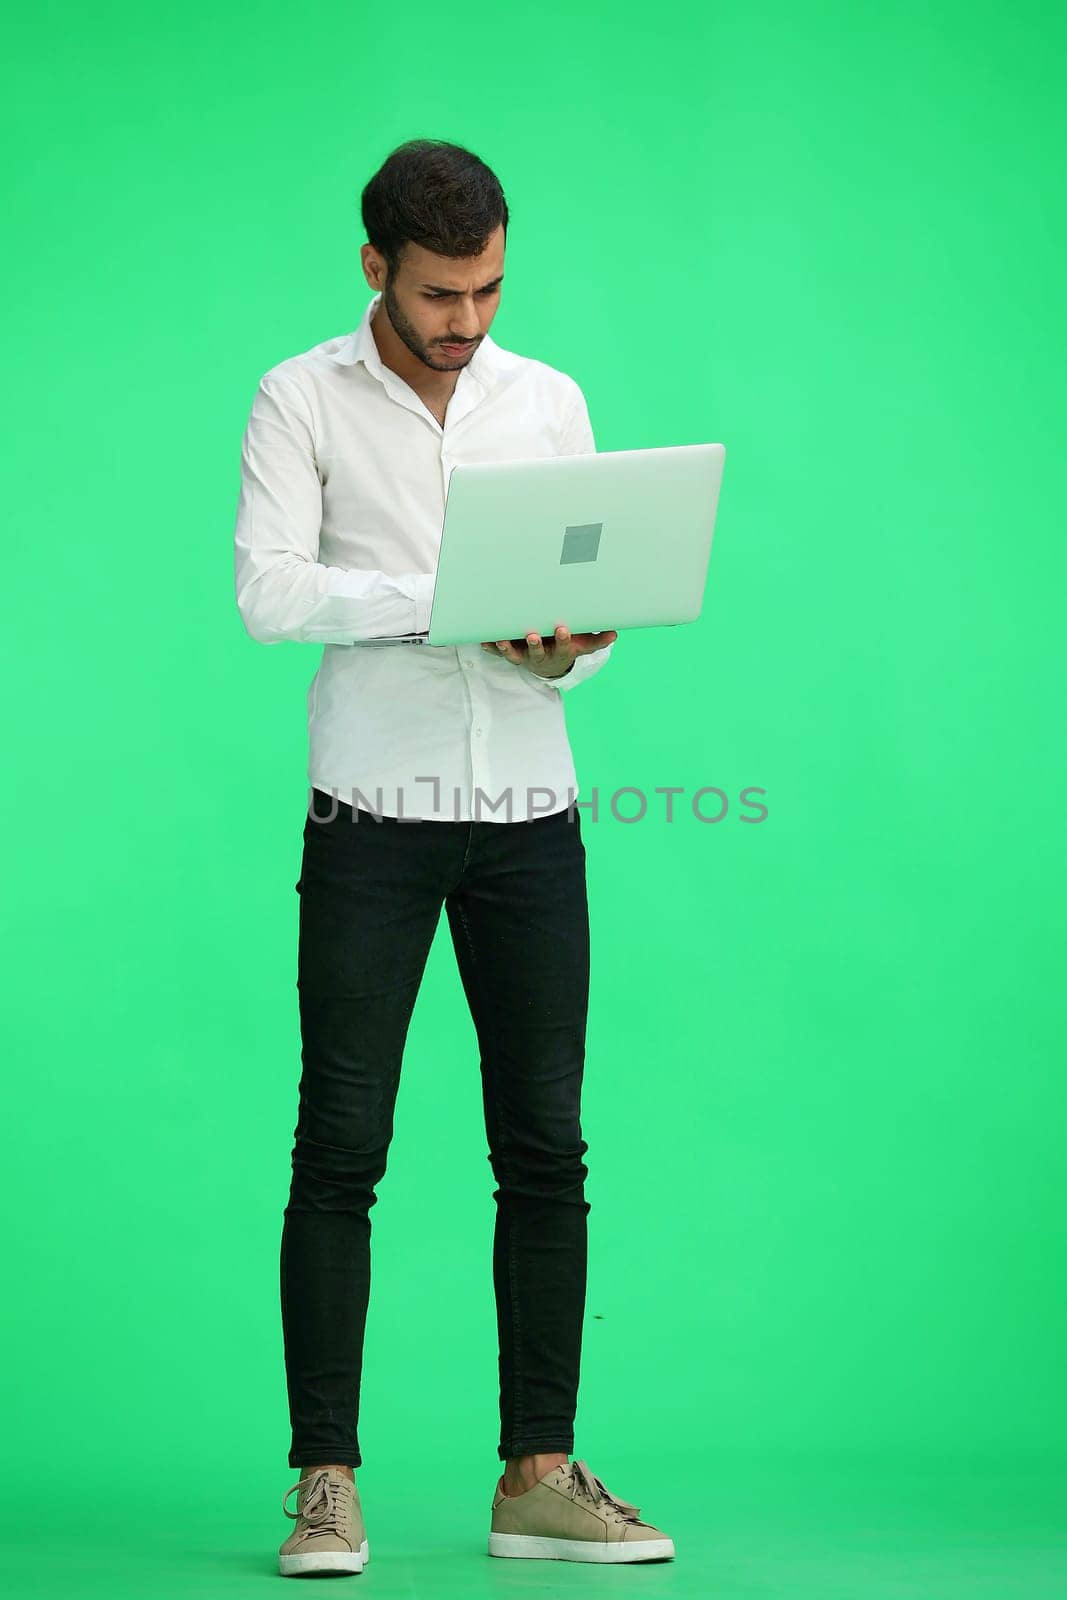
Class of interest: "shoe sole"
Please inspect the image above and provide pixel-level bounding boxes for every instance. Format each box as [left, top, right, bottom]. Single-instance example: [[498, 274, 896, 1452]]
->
[[279, 1539, 369, 1576], [488, 1531, 674, 1563]]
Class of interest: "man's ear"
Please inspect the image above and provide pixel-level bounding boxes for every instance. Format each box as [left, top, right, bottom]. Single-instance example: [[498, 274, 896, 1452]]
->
[[360, 243, 386, 292]]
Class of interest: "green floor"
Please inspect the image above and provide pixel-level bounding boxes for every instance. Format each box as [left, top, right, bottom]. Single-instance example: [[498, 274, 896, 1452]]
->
[[10, 1455, 1065, 1598]]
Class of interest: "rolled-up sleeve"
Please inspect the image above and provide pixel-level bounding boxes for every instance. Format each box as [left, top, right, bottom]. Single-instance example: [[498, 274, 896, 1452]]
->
[[233, 372, 434, 644]]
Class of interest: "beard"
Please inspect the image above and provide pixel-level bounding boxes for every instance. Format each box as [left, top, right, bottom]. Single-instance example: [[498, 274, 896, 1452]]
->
[[380, 281, 477, 372]]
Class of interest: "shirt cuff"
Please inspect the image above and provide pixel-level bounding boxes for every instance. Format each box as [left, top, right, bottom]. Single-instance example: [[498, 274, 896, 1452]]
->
[[543, 658, 578, 688]]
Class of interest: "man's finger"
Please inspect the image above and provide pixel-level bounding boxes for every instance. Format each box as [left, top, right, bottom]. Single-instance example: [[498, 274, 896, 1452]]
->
[[559, 627, 618, 654]]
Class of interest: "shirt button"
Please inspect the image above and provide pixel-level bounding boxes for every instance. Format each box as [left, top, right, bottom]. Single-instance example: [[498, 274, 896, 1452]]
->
[[475, 728, 483, 737]]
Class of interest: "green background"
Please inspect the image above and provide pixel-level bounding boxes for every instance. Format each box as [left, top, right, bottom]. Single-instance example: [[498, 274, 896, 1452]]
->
[[4, 0, 1064, 1594]]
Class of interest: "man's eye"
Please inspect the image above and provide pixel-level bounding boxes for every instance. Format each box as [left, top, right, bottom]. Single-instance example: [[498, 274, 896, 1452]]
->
[[424, 287, 500, 300]]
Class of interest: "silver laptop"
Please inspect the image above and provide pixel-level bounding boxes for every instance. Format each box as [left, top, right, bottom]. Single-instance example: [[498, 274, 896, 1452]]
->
[[369, 442, 726, 647]]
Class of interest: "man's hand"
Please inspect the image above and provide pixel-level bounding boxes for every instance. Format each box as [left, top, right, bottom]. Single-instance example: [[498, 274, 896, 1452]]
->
[[481, 624, 618, 679]]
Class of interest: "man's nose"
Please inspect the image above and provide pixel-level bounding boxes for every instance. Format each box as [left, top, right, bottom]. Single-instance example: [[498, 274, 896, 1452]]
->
[[448, 302, 481, 337]]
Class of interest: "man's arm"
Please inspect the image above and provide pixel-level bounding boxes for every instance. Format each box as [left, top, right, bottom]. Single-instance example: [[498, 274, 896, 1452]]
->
[[542, 383, 615, 691], [233, 372, 434, 644]]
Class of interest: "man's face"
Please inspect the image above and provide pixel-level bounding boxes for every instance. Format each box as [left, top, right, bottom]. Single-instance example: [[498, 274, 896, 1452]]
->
[[361, 224, 506, 373]]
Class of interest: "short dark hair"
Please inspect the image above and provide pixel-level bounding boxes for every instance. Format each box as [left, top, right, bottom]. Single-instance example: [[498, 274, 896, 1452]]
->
[[361, 139, 509, 278]]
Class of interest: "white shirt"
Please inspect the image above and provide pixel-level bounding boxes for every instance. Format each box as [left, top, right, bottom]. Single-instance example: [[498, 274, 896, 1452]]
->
[[233, 292, 614, 822]]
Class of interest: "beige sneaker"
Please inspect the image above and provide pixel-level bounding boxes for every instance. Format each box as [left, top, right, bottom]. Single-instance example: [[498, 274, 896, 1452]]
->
[[279, 1466, 368, 1577], [488, 1458, 675, 1563]]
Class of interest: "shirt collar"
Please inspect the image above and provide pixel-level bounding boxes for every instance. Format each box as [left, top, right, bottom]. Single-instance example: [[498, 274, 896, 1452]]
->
[[331, 292, 502, 389]]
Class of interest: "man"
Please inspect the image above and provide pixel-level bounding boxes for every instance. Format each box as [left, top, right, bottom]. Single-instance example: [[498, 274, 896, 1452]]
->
[[234, 138, 675, 1575]]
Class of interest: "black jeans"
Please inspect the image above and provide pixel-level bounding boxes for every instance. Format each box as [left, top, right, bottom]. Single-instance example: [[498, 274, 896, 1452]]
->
[[280, 789, 592, 1469]]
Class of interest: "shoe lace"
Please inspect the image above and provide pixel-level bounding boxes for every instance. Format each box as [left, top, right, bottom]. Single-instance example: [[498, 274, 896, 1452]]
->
[[281, 1468, 353, 1539], [568, 1458, 642, 1523]]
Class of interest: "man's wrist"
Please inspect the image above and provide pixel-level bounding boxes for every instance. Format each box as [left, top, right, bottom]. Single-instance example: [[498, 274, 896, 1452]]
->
[[535, 658, 574, 679]]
